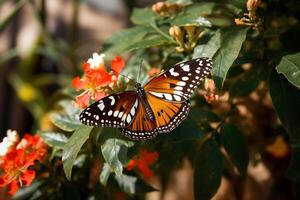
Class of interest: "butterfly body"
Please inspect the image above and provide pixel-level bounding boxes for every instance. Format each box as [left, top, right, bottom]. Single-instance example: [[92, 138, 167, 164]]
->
[[79, 58, 213, 140]]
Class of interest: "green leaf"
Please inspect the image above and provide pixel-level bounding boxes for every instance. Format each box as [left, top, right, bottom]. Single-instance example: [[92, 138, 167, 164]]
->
[[130, 7, 155, 25], [194, 137, 224, 200], [62, 126, 93, 180], [269, 71, 300, 182], [125, 36, 173, 52], [212, 27, 249, 90], [99, 163, 112, 186], [51, 112, 82, 132], [193, 30, 221, 58], [184, 2, 216, 16], [101, 130, 134, 176], [39, 132, 68, 149], [103, 26, 150, 54], [276, 52, 300, 90], [172, 15, 211, 27], [220, 124, 249, 176], [269, 71, 300, 148], [113, 174, 157, 194]]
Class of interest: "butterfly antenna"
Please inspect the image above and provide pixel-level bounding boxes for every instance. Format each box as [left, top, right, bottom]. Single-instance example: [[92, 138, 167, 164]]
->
[[137, 59, 143, 83], [111, 69, 136, 83]]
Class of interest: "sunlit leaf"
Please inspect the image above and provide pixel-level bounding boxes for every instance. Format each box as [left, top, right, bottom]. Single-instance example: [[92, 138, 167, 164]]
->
[[172, 15, 211, 27], [276, 52, 300, 90], [101, 129, 134, 176], [193, 30, 221, 59], [62, 126, 93, 180], [51, 113, 82, 132], [103, 26, 150, 54], [39, 132, 68, 149], [194, 137, 224, 200], [212, 27, 249, 90], [125, 36, 173, 52], [220, 124, 249, 176], [99, 163, 112, 186]]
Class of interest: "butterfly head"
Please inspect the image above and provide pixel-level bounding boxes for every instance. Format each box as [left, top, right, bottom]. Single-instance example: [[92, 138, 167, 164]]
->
[[135, 82, 142, 89]]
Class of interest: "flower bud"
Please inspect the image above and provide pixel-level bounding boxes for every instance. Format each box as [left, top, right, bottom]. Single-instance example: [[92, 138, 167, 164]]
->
[[169, 25, 182, 38], [247, 0, 261, 11]]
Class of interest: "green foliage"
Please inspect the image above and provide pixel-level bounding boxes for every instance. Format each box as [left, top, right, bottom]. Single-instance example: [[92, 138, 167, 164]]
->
[[211, 27, 249, 90], [62, 126, 93, 180], [220, 124, 249, 176]]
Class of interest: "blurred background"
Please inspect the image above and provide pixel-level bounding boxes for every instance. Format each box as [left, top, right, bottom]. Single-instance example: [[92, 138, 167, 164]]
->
[[0, 0, 155, 134]]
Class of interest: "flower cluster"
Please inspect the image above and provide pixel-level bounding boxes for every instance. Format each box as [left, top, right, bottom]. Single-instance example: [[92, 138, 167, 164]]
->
[[234, 0, 262, 30], [169, 25, 204, 52], [0, 130, 47, 195], [72, 53, 125, 108], [152, 1, 183, 17], [126, 149, 159, 179]]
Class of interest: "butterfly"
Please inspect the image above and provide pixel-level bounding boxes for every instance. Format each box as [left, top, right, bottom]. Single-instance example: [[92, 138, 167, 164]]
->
[[79, 57, 213, 140]]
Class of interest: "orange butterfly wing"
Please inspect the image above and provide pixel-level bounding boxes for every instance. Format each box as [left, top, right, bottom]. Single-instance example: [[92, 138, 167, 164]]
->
[[144, 58, 212, 102]]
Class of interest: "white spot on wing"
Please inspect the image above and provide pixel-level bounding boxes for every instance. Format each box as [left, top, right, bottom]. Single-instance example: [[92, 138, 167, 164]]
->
[[174, 86, 183, 91], [182, 64, 190, 72], [113, 110, 119, 117], [177, 81, 186, 86], [108, 110, 113, 116], [182, 76, 189, 81], [98, 102, 105, 111], [164, 93, 173, 101], [126, 115, 132, 124], [169, 68, 179, 77], [150, 92, 163, 98], [108, 96, 115, 105]]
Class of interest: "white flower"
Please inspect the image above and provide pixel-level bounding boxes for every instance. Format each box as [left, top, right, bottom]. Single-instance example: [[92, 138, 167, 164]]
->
[[0, 129, 19, 156], [87, 53, 106, 69]]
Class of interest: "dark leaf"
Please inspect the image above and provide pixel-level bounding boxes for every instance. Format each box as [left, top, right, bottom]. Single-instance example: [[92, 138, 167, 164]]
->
[[194, 137, 224, 200], [270, 70, 300, 182], [269, 70, 300, 147], [220, 124, 249, 176]]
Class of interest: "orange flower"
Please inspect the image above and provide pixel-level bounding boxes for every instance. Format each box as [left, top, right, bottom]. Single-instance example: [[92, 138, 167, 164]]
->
[[0, 132, 47, 195], [72, 53, 125, 108], [266, 136, 290, 158], [126, 149, 159, 179]]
